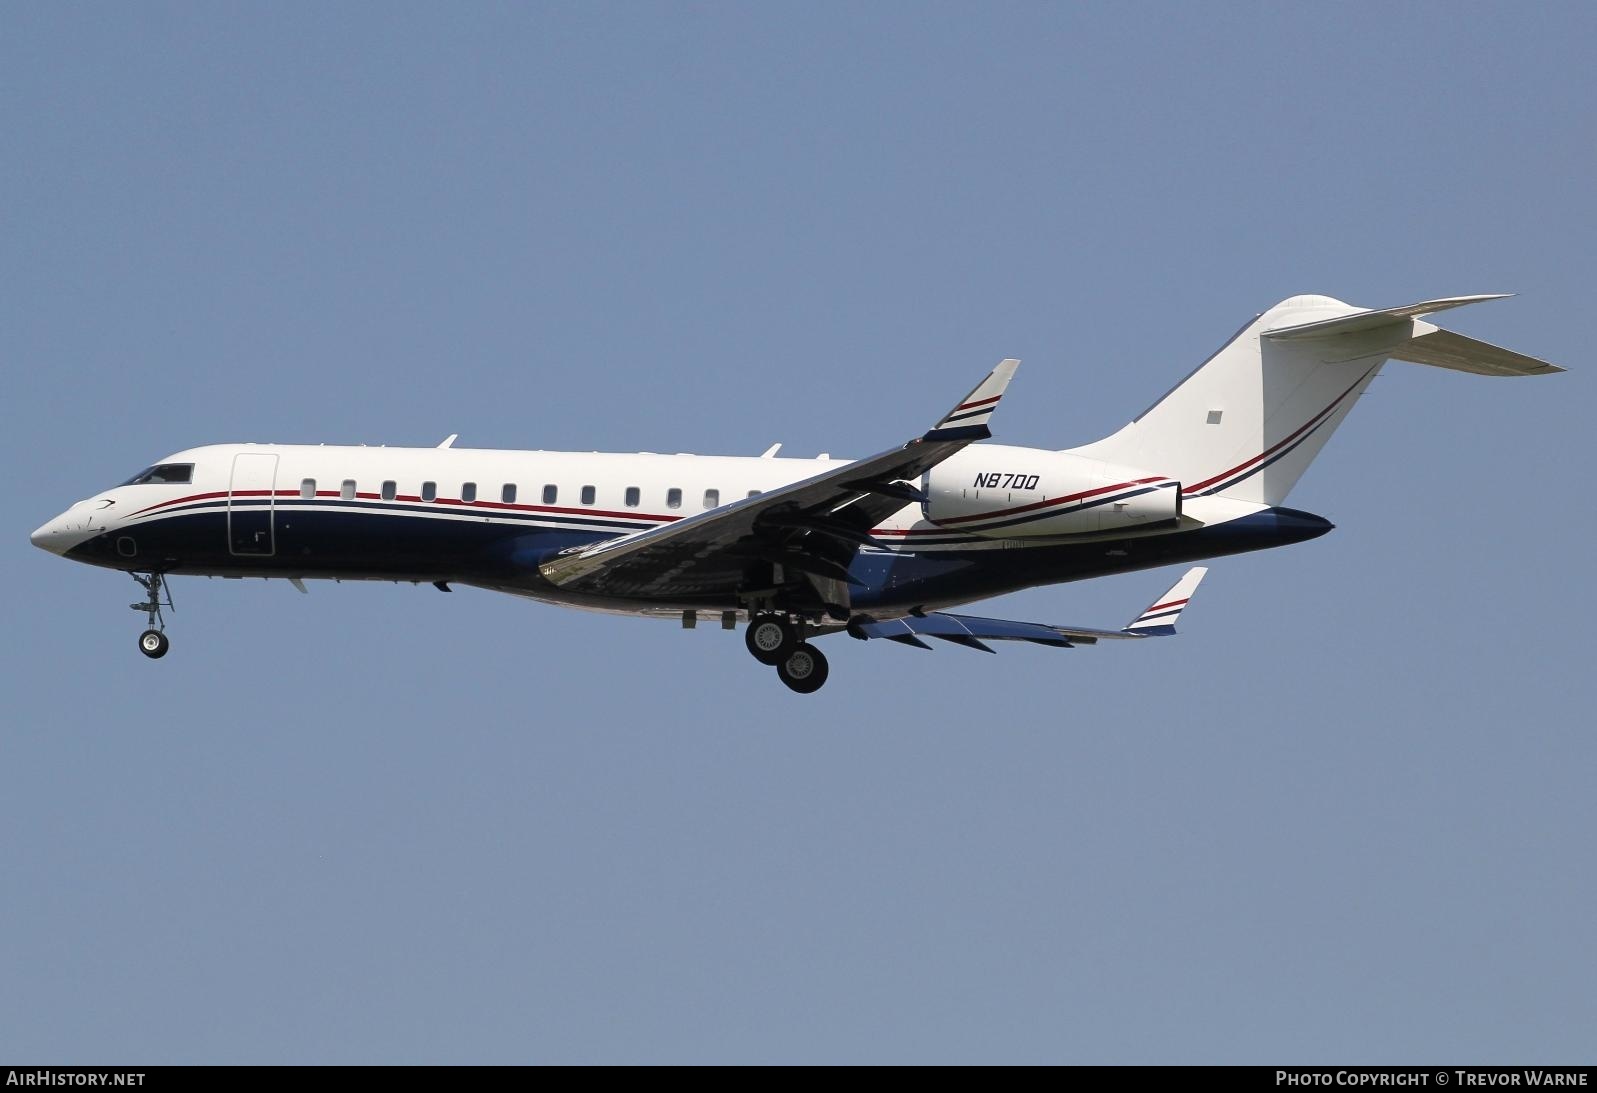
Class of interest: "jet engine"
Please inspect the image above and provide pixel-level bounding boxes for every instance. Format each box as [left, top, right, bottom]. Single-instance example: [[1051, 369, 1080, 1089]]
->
[[922, 445, 1180, 538]]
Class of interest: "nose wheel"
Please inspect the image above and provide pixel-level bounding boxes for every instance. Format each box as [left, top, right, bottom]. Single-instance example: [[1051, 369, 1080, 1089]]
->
[[129, 571, 173, 660]]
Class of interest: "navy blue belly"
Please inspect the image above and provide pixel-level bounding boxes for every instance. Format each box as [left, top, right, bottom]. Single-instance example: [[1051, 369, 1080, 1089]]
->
[[68, 505, 1332, 609]]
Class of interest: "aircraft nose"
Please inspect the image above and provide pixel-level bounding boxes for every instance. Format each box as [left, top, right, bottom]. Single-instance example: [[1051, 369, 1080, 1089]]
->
[[31, 514, 76, 556]]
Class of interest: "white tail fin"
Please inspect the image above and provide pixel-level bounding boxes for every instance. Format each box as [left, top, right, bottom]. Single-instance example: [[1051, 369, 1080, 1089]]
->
[[1072, 295, 1563, 507]]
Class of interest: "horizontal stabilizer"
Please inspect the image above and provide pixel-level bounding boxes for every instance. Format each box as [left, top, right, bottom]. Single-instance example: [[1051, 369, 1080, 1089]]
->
[[1262, 294, 1564, 376], [1261, 295, 1512, 340], [1390, 328, 1565, 377]]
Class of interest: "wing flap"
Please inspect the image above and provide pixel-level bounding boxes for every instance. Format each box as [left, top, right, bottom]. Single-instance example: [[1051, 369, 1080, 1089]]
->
[[854, 612, 1075, 650], [852, 567, 1211, 650]]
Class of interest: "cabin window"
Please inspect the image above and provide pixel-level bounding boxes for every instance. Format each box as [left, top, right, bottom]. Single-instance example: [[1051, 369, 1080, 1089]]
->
[[462, 482, 477, 503], [300, 478, 316, 499], [543, 484, 557, 505], [625, 487, 640, 508], [421, 481, 437, 502], [381, 480, 397, 501], [747, 489, 761, 498], [704, 488, 719, 508], [341, 479, 356, 500], [667, 488, 682, 509], [119, 463, 194, 486], [580, 485, 596, 506], [501, 483, 517, 504]]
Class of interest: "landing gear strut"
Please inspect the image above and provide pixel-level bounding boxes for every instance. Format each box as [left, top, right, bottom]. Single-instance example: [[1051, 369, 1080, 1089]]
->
[[130, 572, 172, 660]]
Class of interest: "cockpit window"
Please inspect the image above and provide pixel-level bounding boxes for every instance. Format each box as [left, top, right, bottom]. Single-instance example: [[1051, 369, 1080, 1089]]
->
[[120, 463, 194, 486]]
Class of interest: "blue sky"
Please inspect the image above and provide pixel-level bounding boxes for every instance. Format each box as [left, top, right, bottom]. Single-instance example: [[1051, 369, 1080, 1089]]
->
[[4, 2, 1592, 1063]]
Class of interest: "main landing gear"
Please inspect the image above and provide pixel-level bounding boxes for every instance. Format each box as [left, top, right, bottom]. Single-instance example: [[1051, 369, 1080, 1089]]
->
[[746, 612, 830, 693], [745, 614, 796, 665], [130, 572, 172, 660]]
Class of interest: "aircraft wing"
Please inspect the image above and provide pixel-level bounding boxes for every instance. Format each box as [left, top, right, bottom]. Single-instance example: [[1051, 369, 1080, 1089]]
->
[[537, 359, 1020, 600], [850, 567, 1209, 651]]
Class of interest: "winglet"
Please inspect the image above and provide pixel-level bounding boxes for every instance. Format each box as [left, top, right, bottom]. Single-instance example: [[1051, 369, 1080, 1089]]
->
[[924, 358, 1020, 442], [1123, 566, 1208, 636]]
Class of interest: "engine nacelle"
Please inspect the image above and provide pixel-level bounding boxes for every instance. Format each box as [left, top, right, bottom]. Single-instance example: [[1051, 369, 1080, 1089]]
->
[[923, 445, 1181, 538]]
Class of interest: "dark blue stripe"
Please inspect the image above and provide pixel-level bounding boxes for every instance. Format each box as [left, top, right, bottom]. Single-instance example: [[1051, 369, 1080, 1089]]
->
[[952, 484, 1172, 534], [1191, 367, 1379, 497], [135, 496, 659, 534], [1194, 414, 1336, 496], [867, 538, 982, 548], [922, 424, 991, 442]]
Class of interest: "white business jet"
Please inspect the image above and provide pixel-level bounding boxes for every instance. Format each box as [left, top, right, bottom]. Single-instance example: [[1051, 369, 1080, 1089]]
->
[[31, 294, 1562, 692]]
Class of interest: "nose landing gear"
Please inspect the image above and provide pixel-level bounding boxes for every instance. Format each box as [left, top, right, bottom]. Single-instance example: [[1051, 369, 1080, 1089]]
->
[[130, 572, 172, 659]]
